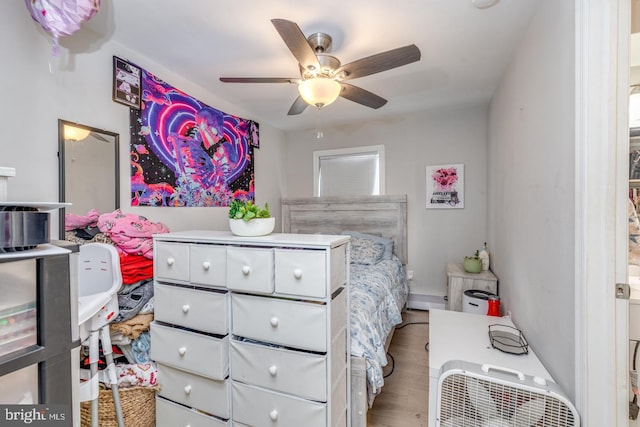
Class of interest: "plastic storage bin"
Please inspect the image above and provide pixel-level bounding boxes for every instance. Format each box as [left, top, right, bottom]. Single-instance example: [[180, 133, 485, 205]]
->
[[461, 289, 495, 315]]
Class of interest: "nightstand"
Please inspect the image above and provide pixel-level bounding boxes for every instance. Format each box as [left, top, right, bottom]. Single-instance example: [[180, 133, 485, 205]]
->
[[445, 262, 498, 311]]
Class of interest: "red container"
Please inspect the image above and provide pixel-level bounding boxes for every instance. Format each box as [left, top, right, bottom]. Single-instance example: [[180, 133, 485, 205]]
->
[[487, 295, 501, 316]]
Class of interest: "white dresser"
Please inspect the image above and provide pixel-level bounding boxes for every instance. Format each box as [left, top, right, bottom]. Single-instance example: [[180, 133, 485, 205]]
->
[[151, 230, 350, 427]]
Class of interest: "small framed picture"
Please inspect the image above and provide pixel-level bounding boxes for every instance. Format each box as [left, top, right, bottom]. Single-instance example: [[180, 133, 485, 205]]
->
[[249, 121, 260, 149], [113, 56, 141, 109], [426, 163, 464, 209]]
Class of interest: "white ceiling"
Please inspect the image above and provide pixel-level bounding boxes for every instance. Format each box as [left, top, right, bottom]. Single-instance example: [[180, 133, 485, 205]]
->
[[84, 0, 540, 132]]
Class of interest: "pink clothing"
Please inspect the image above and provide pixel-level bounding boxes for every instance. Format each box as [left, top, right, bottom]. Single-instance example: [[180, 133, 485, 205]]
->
[[65, 208, 100, 231], [97, 210, 169, 259]]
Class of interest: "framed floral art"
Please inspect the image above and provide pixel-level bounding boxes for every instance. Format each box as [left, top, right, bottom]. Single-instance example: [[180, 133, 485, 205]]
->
[[426, 163, 464, 209]]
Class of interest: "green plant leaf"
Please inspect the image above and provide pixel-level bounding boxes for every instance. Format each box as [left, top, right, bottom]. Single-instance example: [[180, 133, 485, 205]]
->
[[229, 198, 271, 221]]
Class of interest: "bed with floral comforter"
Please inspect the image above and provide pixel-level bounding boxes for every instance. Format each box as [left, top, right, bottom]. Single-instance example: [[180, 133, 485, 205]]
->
[[348, 242, 409, 401]]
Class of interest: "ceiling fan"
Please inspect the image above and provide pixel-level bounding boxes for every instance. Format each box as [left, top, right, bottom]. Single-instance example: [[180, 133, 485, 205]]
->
[[220, 19, 421, 115]]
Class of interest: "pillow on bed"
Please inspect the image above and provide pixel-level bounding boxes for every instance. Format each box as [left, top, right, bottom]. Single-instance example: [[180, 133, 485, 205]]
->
[[349, 237, 386, 265], [342, 230, 394, 260]]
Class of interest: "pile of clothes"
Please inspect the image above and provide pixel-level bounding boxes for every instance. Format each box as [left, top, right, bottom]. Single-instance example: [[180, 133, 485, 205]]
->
[[68, 209, 169, 389]]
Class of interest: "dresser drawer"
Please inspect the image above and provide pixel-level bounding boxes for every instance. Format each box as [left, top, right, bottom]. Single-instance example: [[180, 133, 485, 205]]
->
[[226, 247, 274, 293], [274, 249, 326, 298], [230, 339, 327, 401], [154, 284, 228, 335], [156, 396, 229, 427], [150, 322, 228, 380], [155, 242, 190, 282], [190, 244, 226, 288], [157, 363, 229, 418], [231, 294, 327, 352], [232, 381, 326, 427]]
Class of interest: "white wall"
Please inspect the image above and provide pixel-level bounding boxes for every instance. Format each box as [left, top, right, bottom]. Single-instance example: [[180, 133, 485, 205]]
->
[[1, 2, 286, 235], [283, 105, 489, 298], [488, 1, 576, 400]]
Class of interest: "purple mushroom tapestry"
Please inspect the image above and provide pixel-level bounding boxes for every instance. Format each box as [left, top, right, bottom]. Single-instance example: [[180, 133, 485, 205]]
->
[[129, 66, 257, 207]]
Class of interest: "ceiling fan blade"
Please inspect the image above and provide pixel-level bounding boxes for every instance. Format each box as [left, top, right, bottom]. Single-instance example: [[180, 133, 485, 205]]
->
[[287, 96, 309, 115], [336, 44, 421, 80], [220, 77, 297, 83], [339, 83, 387, 109], [271, 19, 320, 73], [90, 132, 110, 143]]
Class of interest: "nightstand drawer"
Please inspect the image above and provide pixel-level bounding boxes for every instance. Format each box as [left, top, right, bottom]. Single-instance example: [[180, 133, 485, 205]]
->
[[154, 284, 228, 335], [150, 322, 228, 380], [232, 382, 326, 427], [156, 396, 229, 427], [155, 242, 190, 282], [275, 249, 326, 298], [226, 247, 274, 293], [230, 339, 327, 401], [157, 363, 229, 418], [231, 294, 327, 352], [190, 244, 226, 287]]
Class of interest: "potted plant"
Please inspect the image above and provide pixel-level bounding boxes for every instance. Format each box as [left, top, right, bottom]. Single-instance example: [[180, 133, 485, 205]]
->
[[228, 199, 275, 236], [463, 250, 483, 274]]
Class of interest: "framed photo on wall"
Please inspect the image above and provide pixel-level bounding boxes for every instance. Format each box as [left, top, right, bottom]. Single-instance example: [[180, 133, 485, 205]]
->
[[426, 163, 464, 209], [249, 121, 260, 148], [113, 56, 141, 109]]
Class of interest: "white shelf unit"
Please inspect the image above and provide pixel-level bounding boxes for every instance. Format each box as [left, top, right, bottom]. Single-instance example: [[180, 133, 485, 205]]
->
[[151, 230, 350, 427]]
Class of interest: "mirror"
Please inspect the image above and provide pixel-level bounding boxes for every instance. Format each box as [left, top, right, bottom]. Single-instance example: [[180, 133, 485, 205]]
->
[[58, 119, 120, 239]]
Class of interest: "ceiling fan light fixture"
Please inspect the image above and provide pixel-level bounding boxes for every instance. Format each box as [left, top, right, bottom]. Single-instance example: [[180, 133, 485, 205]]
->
[[298, 77, 341, 108], [64, 125, 90, 142]]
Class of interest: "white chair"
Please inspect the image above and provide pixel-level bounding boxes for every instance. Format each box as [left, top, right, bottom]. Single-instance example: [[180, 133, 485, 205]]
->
[[77, 243, 124, 427]]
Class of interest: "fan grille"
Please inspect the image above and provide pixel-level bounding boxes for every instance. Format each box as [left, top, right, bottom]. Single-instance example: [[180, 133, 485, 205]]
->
[[438, 373, 577, 426]]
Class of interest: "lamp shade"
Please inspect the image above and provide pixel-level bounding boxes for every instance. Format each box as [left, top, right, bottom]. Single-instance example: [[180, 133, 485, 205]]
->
[[64, 125, 90, 141], [298, 77, 342, 108]]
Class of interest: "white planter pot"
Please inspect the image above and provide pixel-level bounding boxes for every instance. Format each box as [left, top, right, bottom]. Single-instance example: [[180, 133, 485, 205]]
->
[[229, 217, 275, 237]]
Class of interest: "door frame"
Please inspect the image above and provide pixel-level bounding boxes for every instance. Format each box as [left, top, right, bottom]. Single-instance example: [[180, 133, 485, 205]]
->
[[576, 0, 630, 424]]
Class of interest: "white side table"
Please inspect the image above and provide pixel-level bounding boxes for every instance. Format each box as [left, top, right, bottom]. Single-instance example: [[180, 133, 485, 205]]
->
[[446, 262, 498, 311]]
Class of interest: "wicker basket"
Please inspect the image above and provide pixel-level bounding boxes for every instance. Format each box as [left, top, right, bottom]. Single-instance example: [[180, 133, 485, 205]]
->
[[80, 386, 158, 427]]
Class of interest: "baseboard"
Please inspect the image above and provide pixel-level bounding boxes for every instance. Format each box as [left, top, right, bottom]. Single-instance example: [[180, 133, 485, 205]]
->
[[407, 293, 446, 311]]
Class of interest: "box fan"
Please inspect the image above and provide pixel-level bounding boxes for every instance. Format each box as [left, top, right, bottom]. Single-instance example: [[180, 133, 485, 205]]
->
[[436, 360, 579, 427]]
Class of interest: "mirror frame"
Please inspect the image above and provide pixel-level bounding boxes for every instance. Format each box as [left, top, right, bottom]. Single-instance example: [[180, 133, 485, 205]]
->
[[58, 119, 120, 239]]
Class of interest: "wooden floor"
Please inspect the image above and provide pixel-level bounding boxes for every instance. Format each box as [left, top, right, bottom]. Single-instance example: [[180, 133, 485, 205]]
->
[[367, 309, 430, 427]]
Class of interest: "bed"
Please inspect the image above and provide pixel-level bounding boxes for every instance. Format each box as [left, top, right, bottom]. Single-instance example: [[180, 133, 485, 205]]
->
[[281, 194, 408, 427]]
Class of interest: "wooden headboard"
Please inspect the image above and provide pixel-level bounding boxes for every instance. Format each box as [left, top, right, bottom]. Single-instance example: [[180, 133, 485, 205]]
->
[[281, 195, 408, 264]]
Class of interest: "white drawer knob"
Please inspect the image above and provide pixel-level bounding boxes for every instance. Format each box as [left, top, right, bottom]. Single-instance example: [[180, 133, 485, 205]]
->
[[269, 365, 278, 376], [242, 265, 251, 275], [202, 261, 211, 271], [270, 317, 279, 327], [178, 346, 187, 356], [269, 410, 278, 421], [182, 304, 190, 314], [293, 268, 303, 279], [183, 385, 192, 395], [167, 257, 175, 266]]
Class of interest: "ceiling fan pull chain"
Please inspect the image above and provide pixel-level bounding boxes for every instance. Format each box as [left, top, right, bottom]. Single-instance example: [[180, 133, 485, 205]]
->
[[315, 108, 324, 139]]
